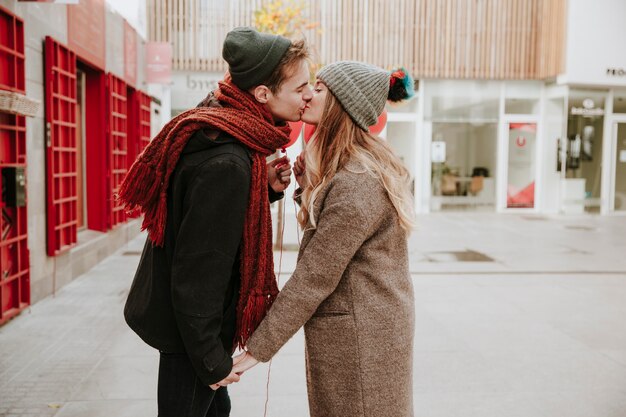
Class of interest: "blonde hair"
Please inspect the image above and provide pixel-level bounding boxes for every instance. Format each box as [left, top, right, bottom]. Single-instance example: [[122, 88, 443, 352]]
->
[[298, 92, 416, 233]]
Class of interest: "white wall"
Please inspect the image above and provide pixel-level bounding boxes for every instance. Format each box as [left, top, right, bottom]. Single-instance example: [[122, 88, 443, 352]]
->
[[171, 71, 223, 112], [387, 121, 417, 179], [541, 95, 566, 213], [558, 0, 626, 87], [105, 4, 125, 79]]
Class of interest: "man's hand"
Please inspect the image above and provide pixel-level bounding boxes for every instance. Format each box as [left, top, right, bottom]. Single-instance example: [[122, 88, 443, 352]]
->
[[209, 371, 240, 390], [232, 351, 260, 375], [293, 152, 306, 189], [268, 156, 292, 193], [208, 351, 257, 390]]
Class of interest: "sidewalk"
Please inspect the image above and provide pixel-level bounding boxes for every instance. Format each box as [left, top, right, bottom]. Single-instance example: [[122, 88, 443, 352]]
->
[[1, 213, 626, 417]]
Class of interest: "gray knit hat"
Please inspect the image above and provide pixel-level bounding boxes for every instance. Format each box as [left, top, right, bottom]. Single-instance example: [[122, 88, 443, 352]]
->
[[222, 27, 291, 90], [317, 61, 392, 131]]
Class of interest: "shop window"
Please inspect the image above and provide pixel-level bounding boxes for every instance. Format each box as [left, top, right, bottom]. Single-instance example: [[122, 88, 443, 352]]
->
[[430, 122, 497, 211], [425, 81, 499, 212], [0, 6, 29, 324]]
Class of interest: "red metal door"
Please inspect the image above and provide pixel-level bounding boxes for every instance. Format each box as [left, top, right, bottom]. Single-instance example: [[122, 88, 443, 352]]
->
[[125, 90, 151, 219], [0, 6, 30, 324], [45, 36, 78, 256], [138, 91, 152, 151], [106, 73, 128, 227], [127, 87, 139, 168], [126, 90, 151, 167]]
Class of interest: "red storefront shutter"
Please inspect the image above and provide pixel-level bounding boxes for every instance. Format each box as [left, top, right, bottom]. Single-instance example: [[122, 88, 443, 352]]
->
[[0, 6, 30, 324], [123, 90, 150, 174], [138, 91, 152, 151], [127, 88, 138, 167], [125, 90, 151, 219], [44, 36, 78, 256], [106, 73, 128, 227]]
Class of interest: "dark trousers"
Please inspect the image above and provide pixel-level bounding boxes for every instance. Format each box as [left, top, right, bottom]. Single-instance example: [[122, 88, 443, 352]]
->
[[157, 352, 231, 417]]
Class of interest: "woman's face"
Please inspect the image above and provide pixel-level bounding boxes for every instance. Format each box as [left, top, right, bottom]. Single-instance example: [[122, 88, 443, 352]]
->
[[300, 80, 328, 125]]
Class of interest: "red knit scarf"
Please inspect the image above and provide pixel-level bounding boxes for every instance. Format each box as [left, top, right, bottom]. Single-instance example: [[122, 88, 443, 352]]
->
[[118, 79, 290, 349]]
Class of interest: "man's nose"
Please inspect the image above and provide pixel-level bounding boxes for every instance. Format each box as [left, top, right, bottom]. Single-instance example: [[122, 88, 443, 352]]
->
[[302, 86, 313, 101]]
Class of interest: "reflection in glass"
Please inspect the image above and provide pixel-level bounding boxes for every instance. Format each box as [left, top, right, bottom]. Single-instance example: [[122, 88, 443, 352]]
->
[[430, 122, 497, 211], [564, 90, 607, 213], [507, 123, 536, 208], [615, 123, 626, 211]]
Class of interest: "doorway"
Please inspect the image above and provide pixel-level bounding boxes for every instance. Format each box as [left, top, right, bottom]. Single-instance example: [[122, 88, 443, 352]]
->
[[563, 90, 607, 214], [612, 120, 626, 212], [76, 69, 87, 230]]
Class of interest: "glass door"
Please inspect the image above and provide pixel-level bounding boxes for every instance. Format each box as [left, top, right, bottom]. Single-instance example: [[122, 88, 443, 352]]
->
[[505, 122, 538, 209], [613, 121, 626, 212], [564, 90, 607, 214]]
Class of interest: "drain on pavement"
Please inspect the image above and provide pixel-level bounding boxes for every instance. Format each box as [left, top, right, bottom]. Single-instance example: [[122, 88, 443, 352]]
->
[[122, 251, 142, 256], [565, 225, 596, 231], [425, 250, 495, 263], [522, 215, 549, 221]]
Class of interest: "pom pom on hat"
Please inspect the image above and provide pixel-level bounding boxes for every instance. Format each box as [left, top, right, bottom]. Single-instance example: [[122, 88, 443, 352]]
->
[[388, 67, 415, 103]]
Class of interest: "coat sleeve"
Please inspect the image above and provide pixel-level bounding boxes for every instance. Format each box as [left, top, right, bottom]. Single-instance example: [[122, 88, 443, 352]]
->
[[170, 159, 250, 386], [268, 184, 284, 204], [246, 176, 384, 362]]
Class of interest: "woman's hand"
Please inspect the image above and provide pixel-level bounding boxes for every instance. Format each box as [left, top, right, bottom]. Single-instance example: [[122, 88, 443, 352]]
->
[[232, 351, 260, 375], [293, 152, 306, 189], [268, 156, 292, 193]]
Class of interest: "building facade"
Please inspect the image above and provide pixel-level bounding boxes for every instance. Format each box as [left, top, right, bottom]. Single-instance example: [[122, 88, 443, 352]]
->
[[0, 0, 166, 324], [151, 0, 626, 216]]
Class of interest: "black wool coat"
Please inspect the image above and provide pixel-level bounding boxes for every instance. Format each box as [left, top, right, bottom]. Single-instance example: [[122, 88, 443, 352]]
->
[[124, 129, 283, 386]]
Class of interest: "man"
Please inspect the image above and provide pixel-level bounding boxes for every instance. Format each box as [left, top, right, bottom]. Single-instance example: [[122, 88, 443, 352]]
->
[[119, 27, 311, 417]]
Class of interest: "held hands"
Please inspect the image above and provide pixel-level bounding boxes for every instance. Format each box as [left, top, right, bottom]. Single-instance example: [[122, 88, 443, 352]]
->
[[209, 370, 240, 391], [267, 156, 292, 193], [208, 351, 260, 390], [232, 351, 260, 375]]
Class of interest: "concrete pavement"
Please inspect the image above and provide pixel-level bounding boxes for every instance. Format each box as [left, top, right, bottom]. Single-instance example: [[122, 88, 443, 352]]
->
[[1, 213, 626, 417]]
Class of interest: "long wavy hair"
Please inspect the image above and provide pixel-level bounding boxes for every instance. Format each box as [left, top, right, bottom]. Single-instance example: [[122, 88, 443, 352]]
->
[[298, 91, 416, 234]]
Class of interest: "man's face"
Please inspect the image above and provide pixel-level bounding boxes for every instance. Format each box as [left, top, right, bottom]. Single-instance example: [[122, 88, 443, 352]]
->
[[265, 60, 312, 123]]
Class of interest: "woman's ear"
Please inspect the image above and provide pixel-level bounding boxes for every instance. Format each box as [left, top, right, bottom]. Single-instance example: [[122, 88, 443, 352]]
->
[[251, 85, 271, 104]]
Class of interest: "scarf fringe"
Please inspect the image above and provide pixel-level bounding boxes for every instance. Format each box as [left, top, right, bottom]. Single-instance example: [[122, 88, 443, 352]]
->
[[236, 290, 278, 349], [118, 159, 160, 211], [143, 191, 168, 247]]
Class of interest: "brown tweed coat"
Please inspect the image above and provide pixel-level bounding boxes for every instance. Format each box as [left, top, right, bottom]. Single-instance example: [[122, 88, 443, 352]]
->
[[246, 161, 415, 417]]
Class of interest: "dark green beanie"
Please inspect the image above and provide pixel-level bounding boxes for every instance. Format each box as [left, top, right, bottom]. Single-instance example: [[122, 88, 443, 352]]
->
[[222, 27, 291, 90]]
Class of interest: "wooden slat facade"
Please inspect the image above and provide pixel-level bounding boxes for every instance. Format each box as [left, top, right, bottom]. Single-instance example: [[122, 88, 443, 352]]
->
[[148, 0, 567, 79]]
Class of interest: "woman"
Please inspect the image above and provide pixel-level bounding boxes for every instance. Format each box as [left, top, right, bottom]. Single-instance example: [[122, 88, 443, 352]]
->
[[233, 61, 416, 417]]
